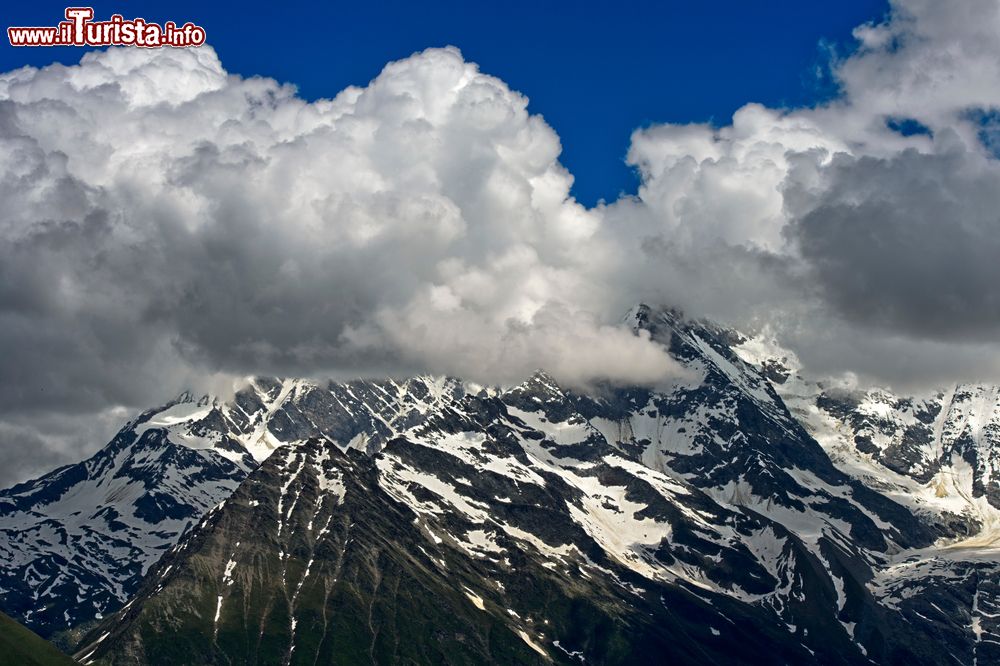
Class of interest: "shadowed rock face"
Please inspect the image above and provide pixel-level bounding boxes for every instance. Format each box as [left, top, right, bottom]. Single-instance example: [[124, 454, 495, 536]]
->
[[67, 440, 839, 665], [6, 306, 1000, 664]]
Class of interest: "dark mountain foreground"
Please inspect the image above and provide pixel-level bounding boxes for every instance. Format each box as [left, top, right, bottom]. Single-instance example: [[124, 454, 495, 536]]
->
[[0, 610, 78, 666]]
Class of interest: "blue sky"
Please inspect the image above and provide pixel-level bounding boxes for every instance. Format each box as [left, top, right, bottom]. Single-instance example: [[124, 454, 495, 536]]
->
[[1, 0, 887, 205]]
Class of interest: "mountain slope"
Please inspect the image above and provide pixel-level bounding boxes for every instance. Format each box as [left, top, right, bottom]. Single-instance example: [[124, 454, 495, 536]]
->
[[0, 610, 78, 666], [0, 407, 249, 639], [733, 330, 1000, 665], [0, 377, 462, 638], [74, 436, 838, 665]]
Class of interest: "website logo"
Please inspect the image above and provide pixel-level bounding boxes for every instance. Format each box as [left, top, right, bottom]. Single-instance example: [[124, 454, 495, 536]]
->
[[8, 7, 206, 47]]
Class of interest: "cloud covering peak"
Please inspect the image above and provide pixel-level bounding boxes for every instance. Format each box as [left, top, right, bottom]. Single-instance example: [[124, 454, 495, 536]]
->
[[0, 44, 679, 418]]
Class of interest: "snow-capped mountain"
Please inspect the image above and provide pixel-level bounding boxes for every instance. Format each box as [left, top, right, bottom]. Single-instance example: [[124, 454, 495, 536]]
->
[[67, 307, 1000, 664], [733, 331, 1000, 665], [0, 376, 463, 639], [4, 305, 999, 663]]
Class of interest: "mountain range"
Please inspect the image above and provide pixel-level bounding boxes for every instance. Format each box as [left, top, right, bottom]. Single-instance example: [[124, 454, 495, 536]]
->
[[2, 306, 998, 664]]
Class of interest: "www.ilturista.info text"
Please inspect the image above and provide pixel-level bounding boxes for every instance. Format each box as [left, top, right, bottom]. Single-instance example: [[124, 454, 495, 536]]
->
[[8, 7, 206, 47]]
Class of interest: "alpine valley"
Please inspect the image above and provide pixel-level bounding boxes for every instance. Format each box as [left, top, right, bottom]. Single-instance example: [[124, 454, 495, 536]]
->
[[2, 306, 999, 665]]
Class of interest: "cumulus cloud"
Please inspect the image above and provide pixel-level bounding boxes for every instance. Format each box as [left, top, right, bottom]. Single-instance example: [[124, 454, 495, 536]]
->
[[0, 44, 679, 433], [4, 0, 1000, 483]]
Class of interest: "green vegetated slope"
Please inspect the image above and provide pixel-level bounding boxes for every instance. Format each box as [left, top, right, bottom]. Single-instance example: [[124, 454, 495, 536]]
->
[[0, 610, 78, 666]]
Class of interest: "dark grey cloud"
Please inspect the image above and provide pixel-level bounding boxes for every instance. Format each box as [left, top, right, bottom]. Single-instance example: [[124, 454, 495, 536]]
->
[[0, 407, 130, 489], [785, 141, 1000, 342], [0, 425, 70, 489]]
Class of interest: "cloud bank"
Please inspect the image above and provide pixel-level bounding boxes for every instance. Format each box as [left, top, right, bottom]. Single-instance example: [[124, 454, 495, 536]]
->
[[3, 0, 1000, 484]]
